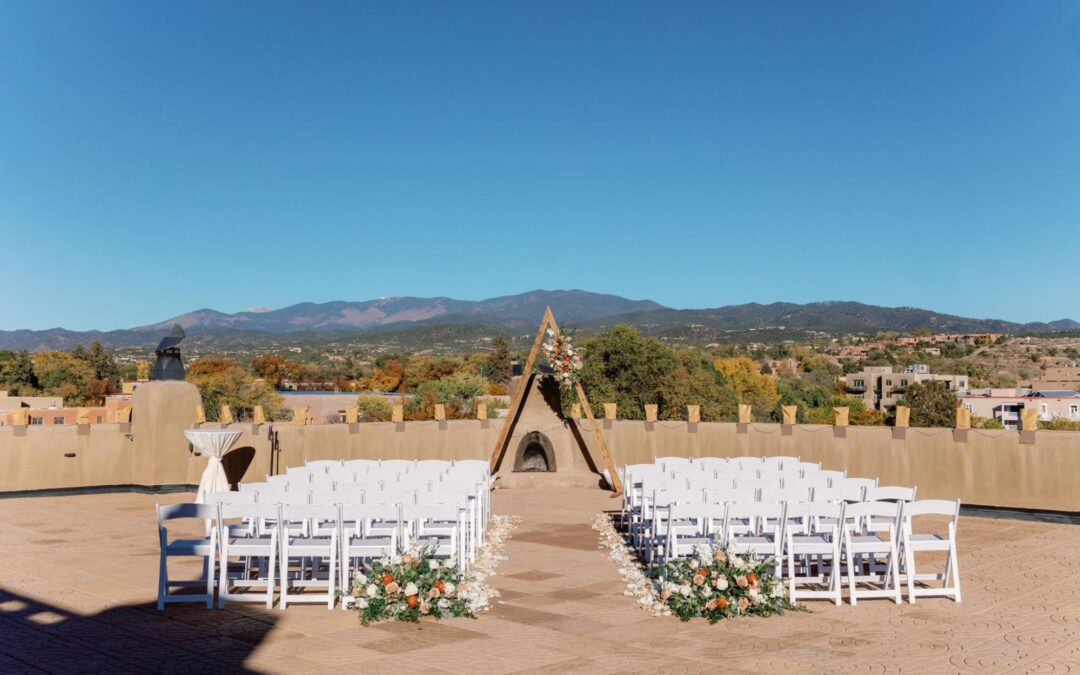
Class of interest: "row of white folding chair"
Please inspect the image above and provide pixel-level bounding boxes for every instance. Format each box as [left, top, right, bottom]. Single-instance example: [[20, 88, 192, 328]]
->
[[158, 500, 470, 611], [654, 496, 956, 605]]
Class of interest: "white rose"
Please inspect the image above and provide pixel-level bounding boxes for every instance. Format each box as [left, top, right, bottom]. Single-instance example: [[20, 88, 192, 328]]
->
[[354, 572, 368, 584], [443, 582, 456, 595], [679, 585, 692, 597], [404, 583, 419, 596], [366, 584, 378, 598], [430, 559, 439, 569], [715, 577, 729, 591], [438, 599, 449, 609], [356, 598, 368, 609]]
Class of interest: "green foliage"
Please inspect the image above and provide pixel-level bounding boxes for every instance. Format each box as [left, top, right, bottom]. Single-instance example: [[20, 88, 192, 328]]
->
[[0, 350, 39, 394], [1039, 418, 1080, 431], [486, 335, 512, 385], [407, 373, 487, 419], [973, 416, 1005, 430], [896, 380, 957, 428], [251, 354, 301, 388], [773, 374, 881, 425], [356, 395, 393, 422], [186, 357, 285, 422], [657, 350, 739, 422], [32, 350, 97, 406]]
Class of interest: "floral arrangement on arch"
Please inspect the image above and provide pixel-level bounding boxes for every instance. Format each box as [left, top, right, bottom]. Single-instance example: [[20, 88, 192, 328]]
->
[[659, 545, 797, 623], [541, 328, 582, 390]]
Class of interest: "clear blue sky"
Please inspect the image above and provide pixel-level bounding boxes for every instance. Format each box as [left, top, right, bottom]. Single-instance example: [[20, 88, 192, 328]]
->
[[2, 1, 1078, 330]]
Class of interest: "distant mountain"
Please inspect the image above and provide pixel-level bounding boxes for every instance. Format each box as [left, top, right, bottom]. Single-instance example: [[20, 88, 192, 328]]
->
[[134, 290, 663, 334], [0, 291, 1076, 351]]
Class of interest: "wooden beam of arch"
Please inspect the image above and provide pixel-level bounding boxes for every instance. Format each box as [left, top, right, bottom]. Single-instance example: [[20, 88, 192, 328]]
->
[[487, 307, 623, 495]]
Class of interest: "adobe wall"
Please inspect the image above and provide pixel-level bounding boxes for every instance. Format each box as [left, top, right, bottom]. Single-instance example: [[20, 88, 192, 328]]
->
[[1, 382, 1078, 513]]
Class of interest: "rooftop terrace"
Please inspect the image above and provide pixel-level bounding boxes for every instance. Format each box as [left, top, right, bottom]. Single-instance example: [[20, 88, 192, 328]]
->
[[2, 487, 1078, 673]]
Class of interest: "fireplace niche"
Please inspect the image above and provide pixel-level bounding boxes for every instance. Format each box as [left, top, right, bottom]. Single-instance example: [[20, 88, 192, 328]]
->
[[513, 431, 557, 473]]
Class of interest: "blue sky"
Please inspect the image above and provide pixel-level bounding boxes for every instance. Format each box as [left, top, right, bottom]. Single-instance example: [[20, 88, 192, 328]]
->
[[2, 1, 1078, 330]]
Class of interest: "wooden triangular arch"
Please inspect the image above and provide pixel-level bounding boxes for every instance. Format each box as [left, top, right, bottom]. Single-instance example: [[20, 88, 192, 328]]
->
[[488, 307, 623, 495]]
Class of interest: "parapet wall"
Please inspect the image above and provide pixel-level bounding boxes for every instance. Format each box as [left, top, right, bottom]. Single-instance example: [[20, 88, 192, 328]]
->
[[1, 382, 1077, 512]]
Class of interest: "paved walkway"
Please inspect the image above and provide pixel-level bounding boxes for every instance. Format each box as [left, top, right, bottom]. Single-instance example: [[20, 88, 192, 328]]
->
[[0, 488, 1078, 673]]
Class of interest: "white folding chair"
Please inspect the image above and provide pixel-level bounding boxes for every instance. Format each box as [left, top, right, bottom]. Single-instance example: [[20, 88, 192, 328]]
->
[[279, 504, 339, 609], [723, 502, 784, 567], [238, 482, 263, 494], [657, 503, 725, 568], [403, 504, 467, 568], [834, 477, 878, 494], [785, 501, 844, 605], [156, 503, 217, 611], [760, 487, 813, 504], [902, 499, 962, 603], [339, 503, 401, 609], [307, 460, 342, 473], [204, 491, 256, 505], [842, 501, 903, 605], [217, 503, 279, 608], [705, 486, 757, 505]]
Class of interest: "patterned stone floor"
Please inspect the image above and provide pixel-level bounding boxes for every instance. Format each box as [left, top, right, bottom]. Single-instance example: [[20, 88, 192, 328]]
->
[[0, 487, 1078, 673]]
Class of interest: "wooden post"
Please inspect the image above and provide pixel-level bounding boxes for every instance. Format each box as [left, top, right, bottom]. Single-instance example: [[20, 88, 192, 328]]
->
[[195, 404, 205, 424], [955, 407, 971, 430], [894, 406, 910, 428], [834, 407, 849, 427], [253, 405, 267, 424], [220, 404, 234, 424], [392, 404, 404, 423], [687, 405, 701, 424], [1020, 408, 1038, 431], [603, 403, 617, 420], [644, 404, 658, 422], [76, 408, 90, 425], [434, 404, 446, 421], [117, 406, 132, 423], [10, 408, 26, 426], [576, 381, 623, 494], [476, 403, 487, 420], [292, 406, 308, 425]]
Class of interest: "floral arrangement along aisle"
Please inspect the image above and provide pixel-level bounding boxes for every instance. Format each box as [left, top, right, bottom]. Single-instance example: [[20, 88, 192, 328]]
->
[[344, 514, 520, 625], [593, 513, 799, 623]]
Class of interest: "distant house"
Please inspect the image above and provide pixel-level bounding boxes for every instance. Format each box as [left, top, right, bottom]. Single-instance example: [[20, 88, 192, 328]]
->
[[843, 365, 968, 412], [958, 388, 1080, 429], [1021, 366, 1080, 393]]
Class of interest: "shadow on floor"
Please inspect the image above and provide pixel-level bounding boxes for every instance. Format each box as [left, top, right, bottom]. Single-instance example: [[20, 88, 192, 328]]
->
[[0, 586, 278, 674]]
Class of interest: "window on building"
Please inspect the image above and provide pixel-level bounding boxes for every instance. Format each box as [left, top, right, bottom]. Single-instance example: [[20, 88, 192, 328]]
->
[[900, 379, 908, 387], [886, 379, 892, 386], [958, 380, 965, 388], [1070, 405, 1079, 419], [1040, 404, 1048, 415], [53, 416, 65, 425], [852, 379, 864, 388], [30, 417, 43, 425], [96, 415, 104, 424]]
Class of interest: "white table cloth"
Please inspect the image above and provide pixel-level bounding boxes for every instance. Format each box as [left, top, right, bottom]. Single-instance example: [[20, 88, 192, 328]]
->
[[185, 428, 244, 502]]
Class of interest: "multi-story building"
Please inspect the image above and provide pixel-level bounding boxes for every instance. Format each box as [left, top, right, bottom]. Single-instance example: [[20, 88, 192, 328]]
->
[[844, 365, 968, 411], [1021, 367, 1080, 393], [959, 388, 1080, 429]]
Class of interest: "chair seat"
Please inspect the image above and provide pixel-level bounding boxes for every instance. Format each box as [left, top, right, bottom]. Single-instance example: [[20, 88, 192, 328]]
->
[[166, 539, 215, 556], [286, 537, 335, 551], [790, 534, 835, 553], [907, 533, 950, 551]]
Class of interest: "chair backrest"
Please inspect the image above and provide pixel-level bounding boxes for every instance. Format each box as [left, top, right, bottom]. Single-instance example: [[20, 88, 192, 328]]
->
[[285, 466, 313, 478], [843, 500, 903, 532], [834, 477, 878, 492], [340, 503, 401, 528], [650, 488, 706, 508], [379, 459, 415, 472], [790, 475, 830, 491], [724, 501, 784, 537], [157, 502, 217, 524], [757, 469, 796, 481], [761, 455, 799, 469], [272, 491, 312, 505], [706, 486, 758, 504], [903, 498, 960, 520], [415, 490, 472, 506], [364, 490, 417, 505], [790, 461, 822, 473], [310, 488, 339, 505], [238, 482, 263, 494], [280, 503, 339, 523], [734, 477, 783, 490], [265, 474, 290, 488], [219, 502, 279, 522], [732, 457, 764, 470], [343, 459, 377, 472], [866, 485, 917, 502], [205, 491, 256, 505], [819, 469, 846, 483], [760, 486, 813, 504], [307, 460, 342, 473], [784, 500, 845, 527], [403, 503, 464, 524], [812, 485, 865, 503]]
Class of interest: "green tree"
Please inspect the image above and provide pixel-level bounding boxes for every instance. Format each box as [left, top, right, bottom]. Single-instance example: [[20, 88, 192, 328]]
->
[[251, 354, 301, 388], [486, 335, 512, 385], [0, 350, 39, 394], [714, 357, 780, 421], [577, 325, 676, 419], [32, 350, 97, 405], [356, 395, 393, 422], [407, 373, 487, 419], [186, 357, 284, 421], [896, 380, 957, 428], [657, 349, 738, 422]]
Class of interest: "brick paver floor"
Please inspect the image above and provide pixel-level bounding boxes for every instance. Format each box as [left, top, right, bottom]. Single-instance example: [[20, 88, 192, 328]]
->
[[0, 487, 1078, 673]]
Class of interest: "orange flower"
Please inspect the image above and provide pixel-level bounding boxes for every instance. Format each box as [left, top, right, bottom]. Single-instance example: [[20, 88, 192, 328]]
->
[[381, 573, 394, 585], [705, 599, 718, 611], [692, 574, 706, 586], [717, 597, 729, 610], [747, 572, 759, 587], [406, 594, 419, 608], [436, 579, 446, 592], [696, 568, 708, 578], [737, 596, 750, 611]]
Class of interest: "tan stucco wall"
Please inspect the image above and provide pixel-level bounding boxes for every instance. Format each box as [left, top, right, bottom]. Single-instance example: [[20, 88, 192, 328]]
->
[[1, 381, 1078, 512]]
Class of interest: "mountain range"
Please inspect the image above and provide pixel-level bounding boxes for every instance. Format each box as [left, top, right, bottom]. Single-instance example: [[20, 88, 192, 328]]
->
[[1, 290, 1077, 351]]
